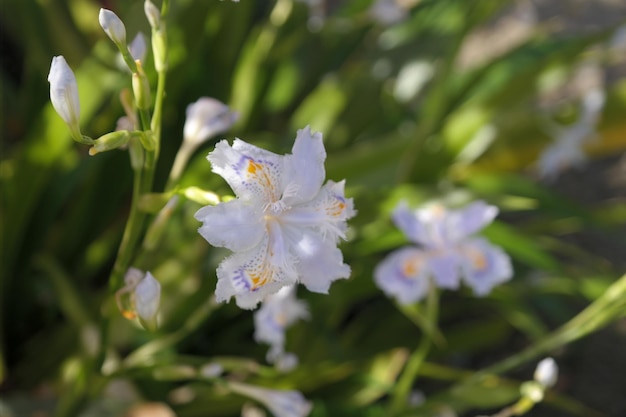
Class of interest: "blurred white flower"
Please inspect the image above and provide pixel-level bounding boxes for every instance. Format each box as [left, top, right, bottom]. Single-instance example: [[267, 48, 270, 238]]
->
[[134, 271, 161, 322], [99, 8, 127, 46], [195, 126, 355, 309], [370, 0, 409, 26], [144, 0, 161, 29], [534, 357, 558, 388], [48, 56, 81, 139], [228, 382, 312, 417], [375, 200, 512, 303], [115, 268, 161, 329], [537, 88, 605, 180], [129, 32, 147, 63], [184, 97, 239, 147], [254, 285, 309, 367]]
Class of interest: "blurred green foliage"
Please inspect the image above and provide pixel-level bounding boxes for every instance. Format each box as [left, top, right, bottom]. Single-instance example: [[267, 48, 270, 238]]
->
[[1, 0, 626, 416]]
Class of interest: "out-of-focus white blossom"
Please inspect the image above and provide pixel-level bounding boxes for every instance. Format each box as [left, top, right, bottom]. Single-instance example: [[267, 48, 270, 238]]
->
[[134, 271, 161, 322], [195, 126, 355, 309], [48, 56, 81, 140], [254, 285, 309, 368], [375, 200, 512, 303], [99, 8, 127, 46], [534, 357, 558, 388], [115, 268, 161, 329], [228, 382, 313, 417], [370, 0, 409, 26], [183, 97, 239, 147], [537, 88, 605, 180], [129, 32, 147, 63]]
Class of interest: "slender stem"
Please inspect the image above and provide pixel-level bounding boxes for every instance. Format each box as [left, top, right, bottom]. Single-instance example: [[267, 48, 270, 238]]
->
[[389, 286, 439, 415], [108, 160, 144, 292]]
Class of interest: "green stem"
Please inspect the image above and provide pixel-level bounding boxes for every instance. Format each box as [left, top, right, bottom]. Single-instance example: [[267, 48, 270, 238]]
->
[[389, 287, 439, 415], [459, 273, 626, 384]]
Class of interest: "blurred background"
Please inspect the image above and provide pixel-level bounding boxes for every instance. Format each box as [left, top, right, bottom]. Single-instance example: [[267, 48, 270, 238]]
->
[[1, 0, 626, 416]]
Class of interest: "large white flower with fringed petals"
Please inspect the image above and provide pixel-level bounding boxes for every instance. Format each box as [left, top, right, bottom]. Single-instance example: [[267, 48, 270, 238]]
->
[[195, 126, 355, 309]]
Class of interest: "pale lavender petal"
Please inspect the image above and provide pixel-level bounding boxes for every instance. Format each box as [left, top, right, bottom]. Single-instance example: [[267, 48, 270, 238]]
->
[[195, 199, 265, 252], [281, 126, 326, 205], [426, 251, 462, 289], [292, 232, 350, 293], [459, 238, 513, 296], [447, 201, 498, 242], [391, 202, 433, 247], [374, 247, 430, 304], [208, 139, 283, 203]]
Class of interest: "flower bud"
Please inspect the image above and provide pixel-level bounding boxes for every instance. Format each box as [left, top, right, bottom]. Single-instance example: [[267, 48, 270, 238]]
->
[[89, 130, 131, 156], [183, 97, 239, 147], [48, 56, 82, 141], [144, 0, 161, 29], [132, 60, 152, 110], [534, 357, 558, 388], [99, 9, 127, 47], [134, 272, 161, 330], [152, 29, 168, 72]]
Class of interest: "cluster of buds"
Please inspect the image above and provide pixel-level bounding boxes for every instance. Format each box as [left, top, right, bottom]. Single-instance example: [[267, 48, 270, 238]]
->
[[47, 2, 166, 155]]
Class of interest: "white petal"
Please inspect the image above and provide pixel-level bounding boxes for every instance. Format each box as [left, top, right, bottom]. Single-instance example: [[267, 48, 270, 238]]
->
[[281, 180, 355, 242], [195, 199, 265, 252], [459, 238, 513, 296], [292, 232, 350, 293], [374, 247, 430, 304], [281, 126, 326, 205], [208, 139, 283, 204], [534, 357, 558, 388], [215, 235, 298, 309], [128, 32, 147, 62]]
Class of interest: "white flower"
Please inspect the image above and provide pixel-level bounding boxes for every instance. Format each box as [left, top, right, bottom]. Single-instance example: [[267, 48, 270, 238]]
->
[[375, 200, 512, 303], [254, 286, 309, 366], [99, 9, 127, 46], [534, 357, 558, 388], [537, 88, 605, 180], [370, 0, 409, 26], [48, 56, 81, 138], [228, 382, 313, 417], [134, 271, 161, 322], [183, 97, 239, 147], [195, 126, 355, 309]]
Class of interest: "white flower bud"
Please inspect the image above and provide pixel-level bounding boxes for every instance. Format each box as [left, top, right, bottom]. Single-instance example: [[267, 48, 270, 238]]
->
[[534, 357, 558, 388], [99, 8, 127, 46], [48, 56, 81, 139], [134, 272, 161, 323], [144, 0, 161, 29]]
